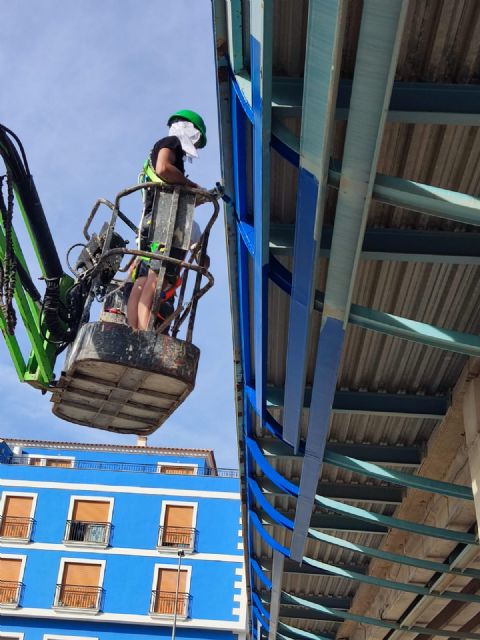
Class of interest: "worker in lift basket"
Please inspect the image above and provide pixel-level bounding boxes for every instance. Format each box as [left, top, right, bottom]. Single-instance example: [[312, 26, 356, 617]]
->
[[127, 109, 210, 331]]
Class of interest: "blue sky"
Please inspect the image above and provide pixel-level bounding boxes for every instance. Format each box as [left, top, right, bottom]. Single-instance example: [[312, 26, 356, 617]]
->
[[1, 0, 238, 468]]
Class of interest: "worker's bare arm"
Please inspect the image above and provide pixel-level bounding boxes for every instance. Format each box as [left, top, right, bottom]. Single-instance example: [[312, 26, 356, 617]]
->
[[155, 148, 198, 188]]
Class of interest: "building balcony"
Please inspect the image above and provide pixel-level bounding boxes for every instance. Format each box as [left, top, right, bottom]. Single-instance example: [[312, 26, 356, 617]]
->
[[149, 590, 190, 618], [157, 526, 196, 552], [0, 580, 22, 608], [63, 520, 111, 547], [0, 516, 33, 542], [53, 583, 103, 612], [5, 454, 239, 478]]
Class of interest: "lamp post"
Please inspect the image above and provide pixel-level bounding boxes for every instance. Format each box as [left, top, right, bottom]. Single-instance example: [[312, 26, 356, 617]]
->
[[171, 548, 185, 640]]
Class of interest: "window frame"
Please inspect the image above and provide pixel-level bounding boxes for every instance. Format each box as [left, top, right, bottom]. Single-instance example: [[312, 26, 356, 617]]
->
[[150, 562, 192, 619], [53, 557, 106, 614], [0, 553, 26, 609], [157, 500, 198, 554], [63, 496, 114, 549], [157, 462, 198, 475], [0, 492, 37, 543], [43, 636, 98, 640], [0, 633, 25, 640], [26, 454, 75, 468]]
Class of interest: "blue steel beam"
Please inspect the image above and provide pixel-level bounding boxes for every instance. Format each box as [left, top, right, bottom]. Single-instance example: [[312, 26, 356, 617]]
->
[[269, 255, 480, 359], [265, 385, 448, 418], [270, 225, 480, 264], [250, 0, 273, 421], [283, 0, 346, 457], [290, 0, 409, 562]]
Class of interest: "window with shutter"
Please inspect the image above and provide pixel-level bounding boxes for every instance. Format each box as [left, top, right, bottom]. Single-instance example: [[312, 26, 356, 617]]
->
[[66, 500, 111, 545], [0, 496, 34, 540], [153, 568, 188, 616], [57, 562, 102, 610], [159, 465, 196, 475], [160, 505, 195, 549], [0, 557, 22, 606]]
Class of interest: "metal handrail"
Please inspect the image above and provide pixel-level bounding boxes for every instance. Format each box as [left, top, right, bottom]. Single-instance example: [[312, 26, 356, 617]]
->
[[64, 519, 111, 545], [158, 526, 196, 550], [0, 580, 22, 606], [54, 583, 103, 610], [0, 515, 33, 540], [149, 589, 190, 616], [4, 455, 239, 478]]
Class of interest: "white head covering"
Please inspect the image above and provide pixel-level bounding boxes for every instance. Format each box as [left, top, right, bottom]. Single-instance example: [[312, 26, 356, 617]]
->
[[169, 120, 201, 162]]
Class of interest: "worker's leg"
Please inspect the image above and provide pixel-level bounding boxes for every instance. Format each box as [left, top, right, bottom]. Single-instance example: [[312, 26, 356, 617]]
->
[[137, 269, 159, 330], [127, 277, 147, 329]]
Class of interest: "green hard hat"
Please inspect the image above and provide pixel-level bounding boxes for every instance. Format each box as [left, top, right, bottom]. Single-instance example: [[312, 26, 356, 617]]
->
[[167, 109, 207, 148]]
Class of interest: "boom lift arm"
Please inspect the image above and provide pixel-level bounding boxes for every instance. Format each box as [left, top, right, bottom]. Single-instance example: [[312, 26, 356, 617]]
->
[[0, 124, 220, 434]]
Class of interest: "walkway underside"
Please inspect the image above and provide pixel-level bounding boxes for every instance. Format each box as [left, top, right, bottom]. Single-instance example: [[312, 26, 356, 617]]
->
[[213, 1, 480, 638]]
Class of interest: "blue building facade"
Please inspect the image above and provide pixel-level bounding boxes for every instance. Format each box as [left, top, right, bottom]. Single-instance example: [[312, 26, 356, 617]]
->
[[0, 439, 246, 640]]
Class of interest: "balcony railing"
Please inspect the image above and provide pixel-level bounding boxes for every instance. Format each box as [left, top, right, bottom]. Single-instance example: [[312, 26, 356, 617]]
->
[[158, 526, 196, 551], [4, 455, 239, 478], [54, 583, 103, 611], [0, 580, 22, 607], [150, 590, 190, 617], [64, 520, 111, 546], [0, 516, 33, 540]]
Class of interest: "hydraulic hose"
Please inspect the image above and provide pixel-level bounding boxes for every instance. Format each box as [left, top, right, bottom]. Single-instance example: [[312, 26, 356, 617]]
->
[[0, 124, 64, 279]]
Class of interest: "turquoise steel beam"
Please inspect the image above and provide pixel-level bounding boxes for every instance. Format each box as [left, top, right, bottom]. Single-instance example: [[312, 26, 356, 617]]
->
[[281, 594, 480, 639], [270, 224, 480, 264], [307, 527, 480, 579], [250, 0, 272, 420], [278, 624, 334, 640], [234, 74, 480, 126], [283, 0, 346, 455], [314, 494, 477, 545], [292, 1, 408, 563], [225, 0, 244, 73], [299, 557, 480, 604], [268, 255, 480, 358], [270, 117, 480, 226], [258, 476, 404, 504], [323, 449, 473, 501]]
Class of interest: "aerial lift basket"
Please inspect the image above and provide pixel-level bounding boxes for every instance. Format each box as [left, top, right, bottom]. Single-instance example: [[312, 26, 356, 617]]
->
[[51, 183, 218, 435]]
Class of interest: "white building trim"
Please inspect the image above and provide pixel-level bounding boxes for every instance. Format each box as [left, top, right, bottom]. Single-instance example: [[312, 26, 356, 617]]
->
[[25, 454, 75, 468], [0, 540, 243, 562], [0, 633, 24, 639], [0, 552, 26, 609], [150, 562, 193, 619], [3, 606, 245, 629], [0, 479, 240, 501]]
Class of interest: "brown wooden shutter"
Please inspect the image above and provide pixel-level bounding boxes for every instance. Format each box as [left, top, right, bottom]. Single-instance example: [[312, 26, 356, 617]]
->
[[164, 505, 193, 528], [60, 562, 101, 609], [3, 496, 33, 518], [46, 458, 72, 468], [154, 568, 188, 615], [0, 558, 22, 581], [0, 496, 33, 538], [161, 465, 195, 475], [72, 500, 110, 522]]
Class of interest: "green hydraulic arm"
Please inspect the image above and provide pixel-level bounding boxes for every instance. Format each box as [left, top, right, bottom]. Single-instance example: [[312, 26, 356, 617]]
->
[[0, 124, 73, 389]]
